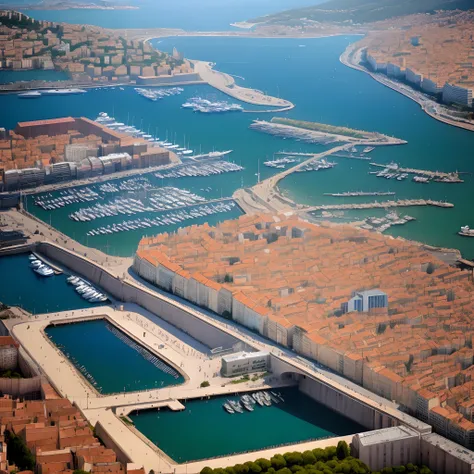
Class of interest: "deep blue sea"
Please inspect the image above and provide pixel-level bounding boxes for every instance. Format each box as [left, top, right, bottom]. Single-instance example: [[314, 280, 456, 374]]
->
[[19, 0, 322, 30], [2, 35, 474, 257]]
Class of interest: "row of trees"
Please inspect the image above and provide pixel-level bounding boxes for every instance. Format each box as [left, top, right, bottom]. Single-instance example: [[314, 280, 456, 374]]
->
[[200, 442, 433, 474]]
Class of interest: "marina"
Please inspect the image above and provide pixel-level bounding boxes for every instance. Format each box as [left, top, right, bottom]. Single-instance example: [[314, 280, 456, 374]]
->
[[181, 97, 243, 113], [129, 386, 365, 463], [135, 87, 184, 101], [46, 319, 184, 394], [0, 253, 96, 314], [369, 162, 465, 183]]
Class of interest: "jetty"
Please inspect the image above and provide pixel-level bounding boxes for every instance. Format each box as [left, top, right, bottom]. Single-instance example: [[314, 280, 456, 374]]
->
[[323, 192, 396, 197], [299, 199, 454, 213], [191, 60, 294, 111], [370, 162, 464, 182], [252, 118, 407, 146]]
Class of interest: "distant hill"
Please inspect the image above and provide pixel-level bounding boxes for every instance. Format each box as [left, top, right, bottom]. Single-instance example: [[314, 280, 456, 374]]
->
[[250, 0, 474, 25]]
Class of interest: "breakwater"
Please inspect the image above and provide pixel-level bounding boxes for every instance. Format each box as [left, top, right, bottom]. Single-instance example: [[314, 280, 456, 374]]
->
[[301, 199, 454, 213]]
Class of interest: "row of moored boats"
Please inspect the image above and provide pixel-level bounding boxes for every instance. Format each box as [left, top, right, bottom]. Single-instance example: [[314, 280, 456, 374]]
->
[[85, 202, 236, 237], [155, 161, 243, 179], [67, 276, 108, 303], [29, 254, 55, 277], [70, 188, 207, 222], [182, 97, 243, 113], [135, 87, 184, 101], [223, 391, 284, 414]]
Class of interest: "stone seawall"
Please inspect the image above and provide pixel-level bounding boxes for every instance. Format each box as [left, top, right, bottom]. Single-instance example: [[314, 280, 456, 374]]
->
[[37, 242, 242, 352]]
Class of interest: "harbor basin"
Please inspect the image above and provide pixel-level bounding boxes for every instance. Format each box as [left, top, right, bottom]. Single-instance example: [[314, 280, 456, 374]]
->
[[45, 319, 184, 394], [130, 386, 365, 463]]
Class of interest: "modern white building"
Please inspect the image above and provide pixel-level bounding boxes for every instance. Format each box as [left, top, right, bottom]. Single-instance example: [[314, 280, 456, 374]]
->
[[442, 83, 473, 107], [221, 351, 269, 377], [405, 68, 424, 87]]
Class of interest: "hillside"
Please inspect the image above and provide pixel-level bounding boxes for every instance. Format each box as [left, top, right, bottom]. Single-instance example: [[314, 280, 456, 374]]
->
[[250, 0, 474, 25]]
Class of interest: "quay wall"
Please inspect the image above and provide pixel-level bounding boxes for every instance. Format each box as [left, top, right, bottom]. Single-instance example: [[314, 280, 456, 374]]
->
[[299, 376, 394, 431], [95, 421, 133, 466], [36, 242, 243, 352], [0, 244, 35, 256]]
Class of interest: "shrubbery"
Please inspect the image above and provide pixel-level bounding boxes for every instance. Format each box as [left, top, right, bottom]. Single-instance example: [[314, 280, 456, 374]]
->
[[199, 442, 433, 474]]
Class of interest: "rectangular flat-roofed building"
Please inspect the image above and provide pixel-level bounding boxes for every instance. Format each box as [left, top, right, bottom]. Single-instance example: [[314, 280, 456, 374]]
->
[[352, 426, 420, 472], [221, 351, 269, 377]]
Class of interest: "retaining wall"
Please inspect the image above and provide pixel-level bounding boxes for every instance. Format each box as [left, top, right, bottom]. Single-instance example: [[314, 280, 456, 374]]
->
[[37, 242, 241, 351], [299, 377, 396, 431]]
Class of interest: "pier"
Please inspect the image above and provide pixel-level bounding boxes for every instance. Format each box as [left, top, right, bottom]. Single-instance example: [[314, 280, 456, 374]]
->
[[299, 199, 454, 213], [192, 60, 294, 111], [370, 162, 464, 181], [234, 145, 351, 214]]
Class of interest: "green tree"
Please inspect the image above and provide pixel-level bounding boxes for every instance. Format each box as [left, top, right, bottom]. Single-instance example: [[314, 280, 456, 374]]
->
[[73, 471, 90, 474], [426, 262, 435, 274], [324, 446, 337, 459], [284, 452, 303, 466], [234, 464, 249, 474], [5, 430, 35, 471], [336, 441, 350, 460], [201, 468, 214, 474], [271, 455, 287, 470], [245, 462, 262, 474], [275, 468, 292, 474], [302, 451, 316, 465], [256, 459, 271, 471], [225, 467, 236, 474], [200, 381, 210, 387]]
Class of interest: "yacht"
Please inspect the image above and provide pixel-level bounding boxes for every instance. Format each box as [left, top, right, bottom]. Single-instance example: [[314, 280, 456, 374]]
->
[[459, 225, 474, 237], [18, 91, 42, 98], [34, 264, 54, 276]]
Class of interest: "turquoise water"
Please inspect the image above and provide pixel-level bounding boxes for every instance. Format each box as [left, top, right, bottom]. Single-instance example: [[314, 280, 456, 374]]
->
[[2, 35, 474, 256], [130, 386, 365, 463], [0, 70, 69, 84], [46, 319, 184, 394], [25, 174, 243, 257], [0, 253, 95, 314], [20, 0, 321, 30]]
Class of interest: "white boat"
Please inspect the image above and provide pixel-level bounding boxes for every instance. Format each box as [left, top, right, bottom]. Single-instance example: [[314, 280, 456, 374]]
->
[[42, 88, 87, 95], [459, 225, 474, 237], [18, 91, 42, 98]]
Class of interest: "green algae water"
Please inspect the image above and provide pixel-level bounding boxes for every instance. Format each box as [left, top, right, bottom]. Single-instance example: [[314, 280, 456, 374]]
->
[[0, 253, 95, 314], [130, 386, 364, 463], [2, 36, 474, 256], [46, 319, 184, 393]]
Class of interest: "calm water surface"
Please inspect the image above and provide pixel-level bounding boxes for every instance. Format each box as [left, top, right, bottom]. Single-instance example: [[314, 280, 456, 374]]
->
[[20, 0, 322, 30], [130, 386, 365, 463], [1, 36, 473, 256], [0, 253, 95, 313], [46, 319, 184, 393]]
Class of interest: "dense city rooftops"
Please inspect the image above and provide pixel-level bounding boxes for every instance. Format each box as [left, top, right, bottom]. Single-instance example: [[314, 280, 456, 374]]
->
[[136, 213, 474, 446]]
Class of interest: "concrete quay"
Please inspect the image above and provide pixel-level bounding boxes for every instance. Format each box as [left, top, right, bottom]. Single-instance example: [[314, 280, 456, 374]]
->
[[233, 145, 350, 215], [191, 60, 294, 111], [299, 199, 454, 213]]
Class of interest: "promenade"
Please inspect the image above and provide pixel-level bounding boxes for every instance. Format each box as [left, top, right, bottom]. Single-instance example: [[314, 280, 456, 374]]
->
[[192, 60, 294, 111], [233, 145, 350, 214], [340, 42, 474, 133]]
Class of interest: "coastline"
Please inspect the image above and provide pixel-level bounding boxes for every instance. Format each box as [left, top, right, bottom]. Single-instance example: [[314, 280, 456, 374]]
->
[[340, 42, 474, 133]]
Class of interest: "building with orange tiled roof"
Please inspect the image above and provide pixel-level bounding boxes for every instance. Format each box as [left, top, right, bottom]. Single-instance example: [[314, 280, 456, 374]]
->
[[134, 213, 474, 449], [0, 385, 144, 474]]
